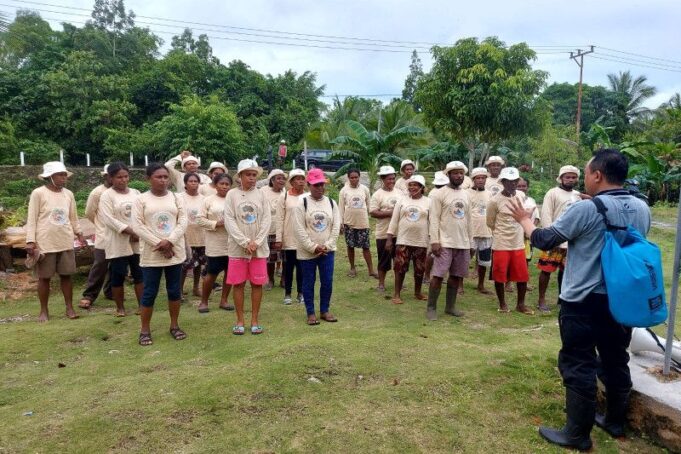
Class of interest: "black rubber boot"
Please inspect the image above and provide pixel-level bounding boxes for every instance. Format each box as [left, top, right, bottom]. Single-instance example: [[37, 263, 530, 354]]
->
[[426, 286, 440, 321], [595, 390, 629, 438], [539, 389, 594, 452], [444, 285, 464, 317]]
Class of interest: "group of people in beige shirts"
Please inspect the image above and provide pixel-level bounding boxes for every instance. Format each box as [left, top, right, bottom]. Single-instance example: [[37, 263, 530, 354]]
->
[[25, 151, 582, 343]]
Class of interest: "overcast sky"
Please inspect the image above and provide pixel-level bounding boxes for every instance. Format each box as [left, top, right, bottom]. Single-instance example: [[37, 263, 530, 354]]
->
[[5, 0, 681, 107]]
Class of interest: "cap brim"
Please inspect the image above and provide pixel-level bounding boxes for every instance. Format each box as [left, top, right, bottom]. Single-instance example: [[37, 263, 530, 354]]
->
[[238, 167, 263, 177], [39, 170, 73, 178]]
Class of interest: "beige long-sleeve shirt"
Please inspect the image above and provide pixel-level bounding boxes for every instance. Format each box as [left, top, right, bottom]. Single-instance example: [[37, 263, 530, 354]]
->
[[338, 183, 370, 229], [388, 195, 431, 248], [428, 185, 473, 249], [276, 190, 304, 250], [468, 188, 493, 238], [164, 154, 212, 192], [224, 187, 271, 258], [370, 188, 401, 239], [195, 194, 230, 257], [485, 177, 503, 198], [260, 186, 284, 235], [85, 184, 108, 249], [132, 191, 187, 267], [26, 186, 81, 253], [395, 177, 409, 196], [293, 195, 341, 260], [486, 192, 525, 251], [99, 187, 141, 259], [199, 183, 217, 197], [179, 192, 205, 247], [541, 187, 581, 248]]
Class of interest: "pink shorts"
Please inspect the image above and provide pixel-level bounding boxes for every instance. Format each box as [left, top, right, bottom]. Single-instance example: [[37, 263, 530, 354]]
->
[[226, 257, 268, 285]]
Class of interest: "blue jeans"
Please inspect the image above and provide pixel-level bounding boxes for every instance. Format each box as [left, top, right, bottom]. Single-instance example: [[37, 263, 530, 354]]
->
[[299, 252, 334, 316], [140, 264, 183, 307]]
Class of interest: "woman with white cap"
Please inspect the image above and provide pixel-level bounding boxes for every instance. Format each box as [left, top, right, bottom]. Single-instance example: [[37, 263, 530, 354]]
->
[[79, 164, 112, 309], [370, 165, 401, 293], [260, 168, 287, 290], [484, 155, 506, 198], [199, 162, 228, 197], [196, 172, 234, 312], [224, 159, 271, 335], [293, 168, 341, 325], [26, 161, 85, 322], [179, 172, 206, 299], [386, 174, 431, 304], [468, 167, 494, 294], [395, 159, 416, 196], [164, 150, 211, 192], [338, 168, 376, 278], [274, 168, 306, 305]]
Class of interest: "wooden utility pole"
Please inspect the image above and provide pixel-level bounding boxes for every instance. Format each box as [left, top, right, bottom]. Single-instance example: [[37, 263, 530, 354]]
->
[[570, 45, 595, 139]]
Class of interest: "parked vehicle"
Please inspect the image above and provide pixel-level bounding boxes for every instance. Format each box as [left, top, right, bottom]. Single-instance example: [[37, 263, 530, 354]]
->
[[295, 149, 352, 171]]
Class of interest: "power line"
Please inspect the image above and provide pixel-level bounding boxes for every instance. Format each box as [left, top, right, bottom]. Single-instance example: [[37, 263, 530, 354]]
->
[[596, 45, 681, 66], [596, 52, 681, 71], [590, 54, 681, 73]]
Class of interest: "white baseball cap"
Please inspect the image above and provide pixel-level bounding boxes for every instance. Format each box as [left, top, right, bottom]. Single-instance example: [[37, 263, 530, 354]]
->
[[432, 171, 448, 186], [181, 156, 199, 168], [400, 159, 416, 171], [406, 174, 426, 187], [101, 164, 109, 176], [470, 167, 488, 178], [499, 167, 520, 181], [557, 165, 580, 183], [377, 165, 397, 176], [207, 162, 227, 173], [288, 168, 306, 181], [444, 161, 468, 175], [39, 161, 72, 178], [485, 155, 505, 166], [267, 168, 286, 180], [236, 159, 263, 177]]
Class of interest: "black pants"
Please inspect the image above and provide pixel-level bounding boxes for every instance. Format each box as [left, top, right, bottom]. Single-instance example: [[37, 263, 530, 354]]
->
[[558, 293, 632, 400], [283, 249, 302, 295]]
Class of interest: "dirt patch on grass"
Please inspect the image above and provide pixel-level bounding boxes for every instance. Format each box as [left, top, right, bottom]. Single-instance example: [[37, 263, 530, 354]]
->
[[0, 271, 35, 301]]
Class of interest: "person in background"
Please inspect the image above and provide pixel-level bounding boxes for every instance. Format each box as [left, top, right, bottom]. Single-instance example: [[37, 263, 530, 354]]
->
[[26, 162, 85, 322], [261, 169, 286, 290], [536, 165, 583, 313], [509, 149, 651, 451], [484, 155, 505, 198], [133, 163, 188, 346], [423, 171, 449, 284], [165, 150, 211, 192], [224, 159, 271, 335], [395, 159, 416, 196], [99, 162, 143, 317], [199, 162, 228, 197], [79, 164, 112, 309], [275, 169, 306, 305], [370, 166, 400, 293], [339, 168, 376, 279], [386, 175, 430, 305], [178, 172, 206, 300], [517, 177, 540, 291], [196, 173, 234, 312], [468, 167, 493, 295], [486, 167, 532, 315], [427, 161, 473, 320], [293, 168, 341, 325]]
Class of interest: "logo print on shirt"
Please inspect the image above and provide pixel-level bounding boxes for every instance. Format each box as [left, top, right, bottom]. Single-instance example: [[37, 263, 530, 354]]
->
[[350, 196, 363, 209], [153, 212, 173, 236], [311, 211, 328, 232], [49, 207, 67, 226], [188, 208, 199, 224], [387, 197, 398, 208], [452, 200, 466, 219], [405, 206, 421, 222], [122, 202, 133, 221], [489, 185, 501, 196], [239, 202, 258, 225]]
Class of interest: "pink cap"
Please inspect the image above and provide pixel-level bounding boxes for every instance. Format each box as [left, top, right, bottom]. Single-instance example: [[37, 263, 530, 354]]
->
[[307, 168, 327, 185]]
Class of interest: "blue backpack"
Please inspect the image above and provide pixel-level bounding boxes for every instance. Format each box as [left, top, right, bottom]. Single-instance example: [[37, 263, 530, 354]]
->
[[592, 195, 667, 327]]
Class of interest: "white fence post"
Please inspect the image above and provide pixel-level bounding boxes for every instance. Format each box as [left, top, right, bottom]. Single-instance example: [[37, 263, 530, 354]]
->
[[86, 153, 91, 167], [129, 152, 134, 167], [20, 152, 25, 166]]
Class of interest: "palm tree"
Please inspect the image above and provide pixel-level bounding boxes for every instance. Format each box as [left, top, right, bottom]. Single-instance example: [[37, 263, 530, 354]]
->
[[0, 12, 9, 32], [607, 70, 657, 122]]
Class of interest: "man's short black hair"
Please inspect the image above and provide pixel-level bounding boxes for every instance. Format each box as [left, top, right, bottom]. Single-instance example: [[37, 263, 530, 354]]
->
[[589, 148, 628, 185]]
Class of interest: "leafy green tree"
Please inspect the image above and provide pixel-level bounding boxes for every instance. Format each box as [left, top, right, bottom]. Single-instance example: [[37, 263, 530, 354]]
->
[[89, 0, 135, 60], [171, 28, 218, 64], [415, 37, 548, 170], [402, 50, 423, 110]]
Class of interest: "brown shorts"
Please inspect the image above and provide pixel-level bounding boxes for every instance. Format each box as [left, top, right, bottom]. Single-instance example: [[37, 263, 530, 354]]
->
[[393, 245, 427, 276], [431, 248, 471, 279], [34, 250, 77, 279]]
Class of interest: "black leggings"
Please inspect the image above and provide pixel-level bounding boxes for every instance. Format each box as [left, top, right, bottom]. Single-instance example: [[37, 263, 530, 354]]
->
[[283, 249, 302, 295]]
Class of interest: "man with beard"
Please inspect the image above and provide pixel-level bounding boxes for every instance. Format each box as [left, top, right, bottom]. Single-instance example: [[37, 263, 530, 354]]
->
[[536, 165, 582, 313], [484, 155, 505, 198], [427, 161, 473, 320]]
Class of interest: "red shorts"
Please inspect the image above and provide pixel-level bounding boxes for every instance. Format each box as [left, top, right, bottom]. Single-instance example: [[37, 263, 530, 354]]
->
[[491, 250, 529, 283], [226, 257, 268, 285]]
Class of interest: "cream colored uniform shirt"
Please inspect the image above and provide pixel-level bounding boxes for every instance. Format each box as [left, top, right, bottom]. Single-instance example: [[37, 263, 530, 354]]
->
[[338, 183, 370, 229], [224, 187, 271, 259], [387, 195, 431, 248], [523, 195, 540, 224], [132, 191, 187, 267], [164, 154, 212, 192], [428, 185, 473, 249], [541, 187, 581, 248], [195, 194, 230, 257], [293, 196, 341, 260], [395, 177, 409, 196], [199, 183, 217, 197], [85, 184, 108, 249], [276, 190, 304, 250], [260, 186, 285, 236], [485, 176, 503, 198], [486, 192, 525, 251], [468, 188, 492, 238], [370, 188, 401, 240], [26, 186, 81, 253], [99, 187, 141, 259], [179, 192, 205, 248], [461, 175, 473, 190]]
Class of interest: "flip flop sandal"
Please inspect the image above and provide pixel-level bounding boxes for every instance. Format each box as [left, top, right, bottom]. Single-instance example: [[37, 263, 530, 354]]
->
[[219, 304, 235, 311], [250, 325, 264, 335], [414, 294, 428, 301], [307, 318, 320, 325], [497, 308, 511, 313], [197, 307, 209, 313], [347, 270, 357, 278], [391, 297, 404, 305], [516, 307, 535, 315], [232, 325, 245, 335], [113, 312, 127, 318], [320, 314, 338, 322], [138, 332, 153, 346], [169, 327, 187, 340]]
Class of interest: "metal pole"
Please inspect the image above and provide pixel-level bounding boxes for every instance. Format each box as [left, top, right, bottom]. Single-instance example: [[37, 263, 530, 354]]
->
[[304, 141, 308, 171], [663, 191, 681, 375]]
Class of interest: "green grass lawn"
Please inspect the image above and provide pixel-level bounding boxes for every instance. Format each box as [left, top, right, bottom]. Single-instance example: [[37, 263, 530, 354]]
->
[[1, 207, 678, 452]]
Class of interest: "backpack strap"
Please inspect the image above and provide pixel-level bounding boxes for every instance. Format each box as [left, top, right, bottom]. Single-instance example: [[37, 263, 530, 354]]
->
[[592, 196, 627, 231], [303, 197, 307, 211]]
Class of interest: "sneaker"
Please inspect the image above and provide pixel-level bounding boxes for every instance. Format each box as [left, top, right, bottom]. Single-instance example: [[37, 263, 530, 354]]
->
[[297, 294, 304, 304], [283, 296, 292, 305]]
